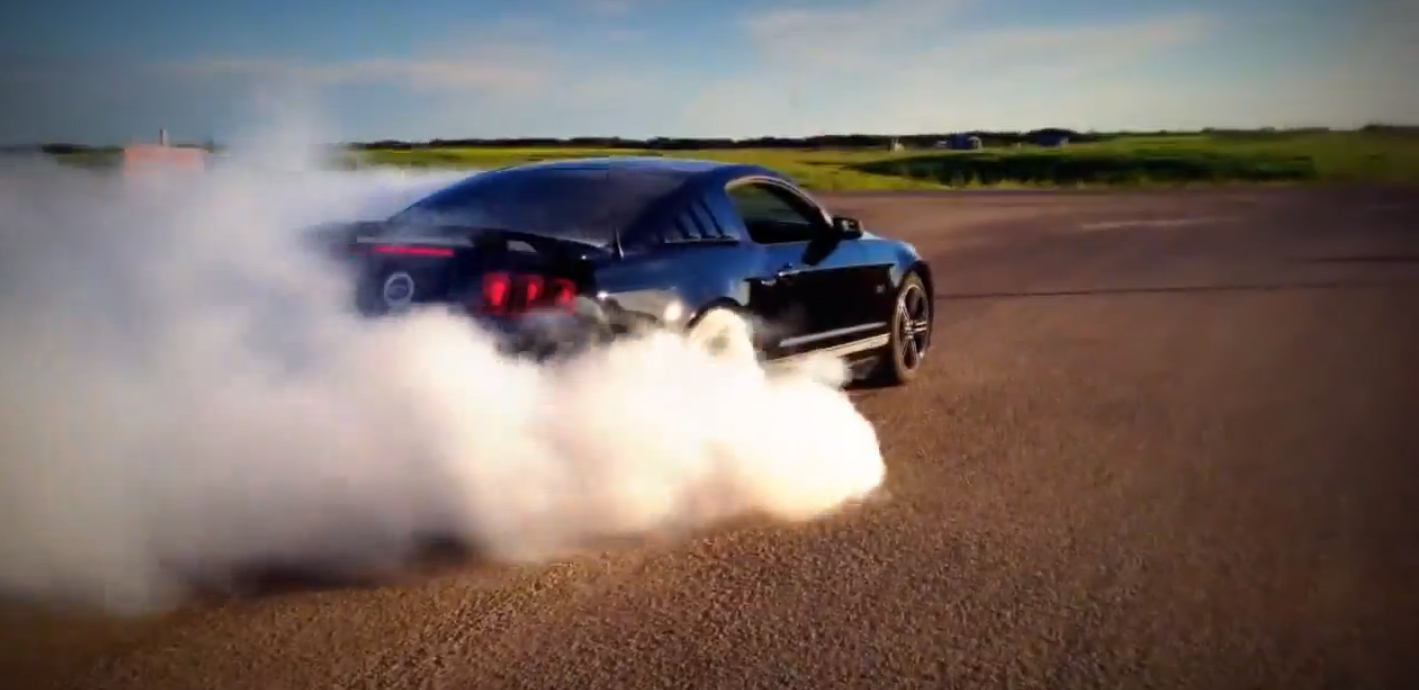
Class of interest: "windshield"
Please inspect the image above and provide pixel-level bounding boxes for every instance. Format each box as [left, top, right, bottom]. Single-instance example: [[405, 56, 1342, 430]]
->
[[386, 167, 690, 247]]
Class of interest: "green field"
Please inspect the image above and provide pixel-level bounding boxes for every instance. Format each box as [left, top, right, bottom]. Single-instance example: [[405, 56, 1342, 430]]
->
[[49, 131, 1419, 191], [349, 132, 1419, 191]]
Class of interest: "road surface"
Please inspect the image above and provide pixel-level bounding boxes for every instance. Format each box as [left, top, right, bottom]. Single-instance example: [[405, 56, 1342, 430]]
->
[[5, 187, 1417, 690]]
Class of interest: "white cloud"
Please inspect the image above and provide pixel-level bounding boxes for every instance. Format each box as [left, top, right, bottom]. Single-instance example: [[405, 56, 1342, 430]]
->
[[680, 6, 1215, 136], [8, 1, 1410, 143], [162, 56, 545, 95], [152, 14, 557, 101], [742, 1, 1207, 79], [744, 0, 965, 74], [577, 0, 641, 14], [893, 13, 1211, 89]]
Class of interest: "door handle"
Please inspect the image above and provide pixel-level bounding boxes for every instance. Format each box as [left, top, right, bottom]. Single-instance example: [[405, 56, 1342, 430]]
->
[[774, 263, 796, 279]]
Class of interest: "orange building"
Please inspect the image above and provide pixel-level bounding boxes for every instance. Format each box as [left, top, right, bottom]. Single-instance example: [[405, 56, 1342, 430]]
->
[[121, 130, 208, 177]]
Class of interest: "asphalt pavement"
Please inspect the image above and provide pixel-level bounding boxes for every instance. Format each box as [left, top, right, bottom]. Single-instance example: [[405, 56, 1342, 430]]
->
[[4, 187, 1417, 690]]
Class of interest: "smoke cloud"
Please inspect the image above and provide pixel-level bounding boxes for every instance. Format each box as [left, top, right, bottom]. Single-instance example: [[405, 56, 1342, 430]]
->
[[0, 114, 886, 617]]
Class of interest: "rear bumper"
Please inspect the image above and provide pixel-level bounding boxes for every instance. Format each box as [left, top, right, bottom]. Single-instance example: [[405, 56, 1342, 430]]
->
[[461, 296, 660, 362]]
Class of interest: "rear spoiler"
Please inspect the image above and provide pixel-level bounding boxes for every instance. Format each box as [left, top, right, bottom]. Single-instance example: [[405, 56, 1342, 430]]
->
[[329, 223, 611, 278], [462, 227, 612, 266], [462, 227, 612, 284], [309, 217, 615, 263]]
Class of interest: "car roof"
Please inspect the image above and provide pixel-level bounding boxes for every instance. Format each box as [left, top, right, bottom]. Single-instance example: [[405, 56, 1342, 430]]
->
[[389, 155, 797, 248]]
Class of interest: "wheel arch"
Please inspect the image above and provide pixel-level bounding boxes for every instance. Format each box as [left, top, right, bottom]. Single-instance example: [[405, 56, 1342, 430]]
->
[[685, 297, 748, 329], [902, 260, 935, 318]]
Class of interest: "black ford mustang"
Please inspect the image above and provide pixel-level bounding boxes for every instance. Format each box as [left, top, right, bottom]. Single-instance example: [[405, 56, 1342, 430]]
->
[[315, 157, 935, 385]]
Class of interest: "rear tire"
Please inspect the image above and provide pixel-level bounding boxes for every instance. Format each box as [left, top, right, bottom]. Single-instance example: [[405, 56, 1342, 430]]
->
[[868, 272, 932, 386], [685, 307, 759, 364]]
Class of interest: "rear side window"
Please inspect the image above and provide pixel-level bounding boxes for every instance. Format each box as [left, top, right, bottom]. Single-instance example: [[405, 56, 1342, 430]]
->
[[389, 168, 689, 247], [667, 199, 729, 242]]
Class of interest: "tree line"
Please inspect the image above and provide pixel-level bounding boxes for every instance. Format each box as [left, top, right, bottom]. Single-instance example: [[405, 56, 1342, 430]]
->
[[351, 128, 1096, 151], [12, 124, 1415, 156]]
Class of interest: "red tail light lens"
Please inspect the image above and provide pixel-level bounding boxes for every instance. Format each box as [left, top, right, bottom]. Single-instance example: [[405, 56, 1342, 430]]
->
[[481, 272, 512, 315], [475, 272, 577, 316], [549, 278, 577, 309], [516, 274, 545, 310], [369, 244, 456, 258]]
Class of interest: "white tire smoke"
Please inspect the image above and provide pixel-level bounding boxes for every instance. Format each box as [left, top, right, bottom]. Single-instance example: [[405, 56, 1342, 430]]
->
[[0, 126, 886, 617]]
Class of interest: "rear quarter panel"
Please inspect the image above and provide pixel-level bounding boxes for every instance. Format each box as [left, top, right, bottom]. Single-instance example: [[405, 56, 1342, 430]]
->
[[591, 244, 757, 327]]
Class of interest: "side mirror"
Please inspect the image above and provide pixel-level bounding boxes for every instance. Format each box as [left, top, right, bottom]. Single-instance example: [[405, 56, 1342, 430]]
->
[[832, 215, 864, 239]]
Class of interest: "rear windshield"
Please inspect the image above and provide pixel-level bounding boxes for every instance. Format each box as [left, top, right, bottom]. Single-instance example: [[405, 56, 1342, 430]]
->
[[386, 167, 690, 247]]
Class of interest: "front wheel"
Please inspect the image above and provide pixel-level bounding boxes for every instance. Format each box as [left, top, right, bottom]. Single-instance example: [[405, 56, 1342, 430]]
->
[[868, 272, 932, 386]]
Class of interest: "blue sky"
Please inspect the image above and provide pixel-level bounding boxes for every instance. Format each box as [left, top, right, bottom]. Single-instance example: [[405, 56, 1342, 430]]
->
[[1, 0, 1414, 144]]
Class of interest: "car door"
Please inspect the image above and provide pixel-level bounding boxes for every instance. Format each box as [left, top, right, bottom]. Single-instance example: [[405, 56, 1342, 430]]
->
[[790, 228, 894, 354], [722, 179, 882, 358]]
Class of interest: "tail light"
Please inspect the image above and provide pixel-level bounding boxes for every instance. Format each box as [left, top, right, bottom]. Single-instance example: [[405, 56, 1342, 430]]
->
[[481, 272, 512, 315], [516, 274, 544, 309], [371, 245, 455, 258], [351, 243, 456, 258], [476, 272, 579, 316], [549, 278, 577, 309]]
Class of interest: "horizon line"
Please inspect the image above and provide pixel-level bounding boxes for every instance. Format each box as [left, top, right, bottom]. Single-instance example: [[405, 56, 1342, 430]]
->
[[11, 123, 1418, 151]]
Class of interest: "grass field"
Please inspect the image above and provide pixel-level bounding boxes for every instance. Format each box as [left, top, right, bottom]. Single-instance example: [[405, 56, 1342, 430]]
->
[[349, 132, 1419, 191], [49, 131, 1419, 191]]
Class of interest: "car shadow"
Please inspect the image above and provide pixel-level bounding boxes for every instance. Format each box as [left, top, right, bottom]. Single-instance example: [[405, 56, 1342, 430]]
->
[[187, 537, 492, 604], [845, 376, 901, 392], [184, 522, 768, 606]]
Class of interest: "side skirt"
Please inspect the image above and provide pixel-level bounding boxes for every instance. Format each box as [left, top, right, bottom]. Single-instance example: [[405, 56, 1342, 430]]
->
[[769, 333, 890, 365]]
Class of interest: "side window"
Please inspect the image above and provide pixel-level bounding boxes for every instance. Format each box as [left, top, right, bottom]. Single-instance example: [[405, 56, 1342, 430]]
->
[[726, 182, 824, 245]]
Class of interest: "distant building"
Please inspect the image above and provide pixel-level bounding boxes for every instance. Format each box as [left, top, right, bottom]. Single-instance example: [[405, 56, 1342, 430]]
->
[[937, 134, 983, 150], [121, 128, 207, 177], [888, 138, 905, 152], [1033, 130, 1072, 147]]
